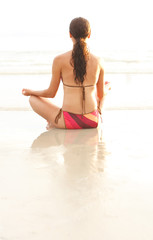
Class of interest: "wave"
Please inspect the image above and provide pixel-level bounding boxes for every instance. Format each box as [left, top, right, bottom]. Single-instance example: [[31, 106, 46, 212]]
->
[[0, 50, 153, 75]]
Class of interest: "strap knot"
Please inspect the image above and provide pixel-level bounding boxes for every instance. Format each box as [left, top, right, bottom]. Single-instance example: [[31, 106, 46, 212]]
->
[[55, 108, 62, 124]]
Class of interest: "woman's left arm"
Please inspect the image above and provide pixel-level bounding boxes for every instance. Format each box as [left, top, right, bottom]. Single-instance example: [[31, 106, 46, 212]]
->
[[22, 56, 61, 98]]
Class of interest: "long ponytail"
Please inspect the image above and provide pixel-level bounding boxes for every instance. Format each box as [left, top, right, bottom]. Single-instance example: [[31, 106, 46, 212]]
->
[[71, 38, 89, 84], [69, 17, 91, 84]]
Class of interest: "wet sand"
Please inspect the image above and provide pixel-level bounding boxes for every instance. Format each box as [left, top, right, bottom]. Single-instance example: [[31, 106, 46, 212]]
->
[[0, 110, 153, 240]]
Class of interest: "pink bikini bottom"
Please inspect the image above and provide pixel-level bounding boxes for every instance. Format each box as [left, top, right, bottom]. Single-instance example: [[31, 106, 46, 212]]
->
[[63, 110, 99, 129]]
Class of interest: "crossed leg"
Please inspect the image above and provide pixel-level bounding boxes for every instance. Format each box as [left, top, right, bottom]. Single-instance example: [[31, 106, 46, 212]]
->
[[29, 96, 65, 129]]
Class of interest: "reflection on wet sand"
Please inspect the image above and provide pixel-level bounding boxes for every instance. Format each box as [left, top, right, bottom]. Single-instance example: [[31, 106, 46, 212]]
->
[[29, 111, 153, 240], [31, 128, 107, 175], [1, 111, 153, 240], [32, 128, 101, 148], [30, 128, 110, 240]]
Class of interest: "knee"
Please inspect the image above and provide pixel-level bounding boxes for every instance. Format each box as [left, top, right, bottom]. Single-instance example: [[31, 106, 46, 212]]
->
[[29, 95, 38, 107]]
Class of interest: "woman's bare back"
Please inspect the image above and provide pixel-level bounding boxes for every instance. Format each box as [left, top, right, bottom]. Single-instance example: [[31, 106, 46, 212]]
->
[[58, 51, 102, 114]]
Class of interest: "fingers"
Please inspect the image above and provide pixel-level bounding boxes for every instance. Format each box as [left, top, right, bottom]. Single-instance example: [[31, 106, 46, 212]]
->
[[22, 89, 29, 96], [22, 89, 27, 95], [22, 89, 26, 95], [105, 81, 111, 90]]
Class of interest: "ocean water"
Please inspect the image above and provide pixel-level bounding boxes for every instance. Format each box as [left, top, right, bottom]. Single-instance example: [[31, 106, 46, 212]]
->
[[0, 50, 153, 110]]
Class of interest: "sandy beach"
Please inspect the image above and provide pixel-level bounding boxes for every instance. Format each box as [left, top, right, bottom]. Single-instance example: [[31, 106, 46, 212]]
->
[[0, 109, 153, 240]]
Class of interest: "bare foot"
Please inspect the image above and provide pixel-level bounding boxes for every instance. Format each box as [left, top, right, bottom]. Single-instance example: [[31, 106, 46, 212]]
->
[[46, 121, 54, 130]]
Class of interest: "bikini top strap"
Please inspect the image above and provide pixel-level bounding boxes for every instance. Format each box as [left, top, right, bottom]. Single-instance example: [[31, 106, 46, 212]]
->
[[63, 82, 94, 88], [63, 82, 95, 115]]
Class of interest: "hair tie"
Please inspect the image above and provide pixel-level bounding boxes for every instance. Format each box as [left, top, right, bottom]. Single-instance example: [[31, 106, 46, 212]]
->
[[76, 37, 80, 42]]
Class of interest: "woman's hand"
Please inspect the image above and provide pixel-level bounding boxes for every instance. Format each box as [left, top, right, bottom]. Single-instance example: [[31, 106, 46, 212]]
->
[[22, 88, 32, 96], [104, 81, 111, 95]]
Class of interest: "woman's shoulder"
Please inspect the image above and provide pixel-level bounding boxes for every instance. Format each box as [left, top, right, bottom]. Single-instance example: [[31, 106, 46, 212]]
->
[[89, 53, 104, 70], [53, 51, 72, 62]]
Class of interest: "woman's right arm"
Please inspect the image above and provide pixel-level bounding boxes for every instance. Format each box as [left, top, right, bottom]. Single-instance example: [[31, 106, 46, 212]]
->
[[22, 56, 61, 98]]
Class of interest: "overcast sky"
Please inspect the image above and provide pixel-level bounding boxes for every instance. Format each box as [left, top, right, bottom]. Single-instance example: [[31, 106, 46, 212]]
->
[[0, 0, 152, 51]]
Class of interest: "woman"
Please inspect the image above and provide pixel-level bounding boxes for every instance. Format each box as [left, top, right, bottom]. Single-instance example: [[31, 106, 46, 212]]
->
[[22, 17, 108, 129]]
